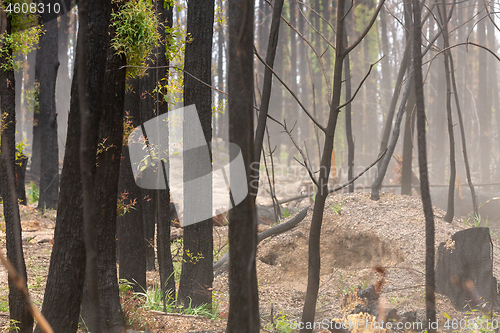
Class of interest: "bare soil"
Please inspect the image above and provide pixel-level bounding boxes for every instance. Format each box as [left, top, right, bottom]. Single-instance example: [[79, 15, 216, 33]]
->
[[0, 191, 499, 332]]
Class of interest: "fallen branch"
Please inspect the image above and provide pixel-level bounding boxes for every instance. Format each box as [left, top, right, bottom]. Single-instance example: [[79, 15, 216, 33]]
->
[[213, 206, 310, 276]]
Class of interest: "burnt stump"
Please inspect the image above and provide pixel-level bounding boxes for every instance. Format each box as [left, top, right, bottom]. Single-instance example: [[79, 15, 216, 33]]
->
[[436, 227, 497, 311]]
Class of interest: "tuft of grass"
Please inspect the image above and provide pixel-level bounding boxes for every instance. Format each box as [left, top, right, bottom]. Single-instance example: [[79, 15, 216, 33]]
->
[[331, 199, 347, 215], [463, 214, 488, 228]]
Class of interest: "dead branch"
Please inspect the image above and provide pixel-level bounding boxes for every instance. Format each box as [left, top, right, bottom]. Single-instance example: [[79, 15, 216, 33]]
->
[[265, 0, 332, 96], [253, 46, 326, 132], [295, 0, 336, 51], [337, 57, 384, 111], [282, 120, 318, 187], [343, 0, 386, 56]]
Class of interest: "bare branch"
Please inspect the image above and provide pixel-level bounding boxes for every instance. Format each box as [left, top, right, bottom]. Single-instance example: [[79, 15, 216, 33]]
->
[[265, 0, 332, 96], [337, 57, 384, 111], [328, 149, 387, 194], [278, 149, 387, 205], [282, 120, 319, 187], [296, 0, 336, 37], [343, 0, 386, 56], [253, 46, 327, 132], [295, 0, 336, 50], [429, 42, 500, 64]]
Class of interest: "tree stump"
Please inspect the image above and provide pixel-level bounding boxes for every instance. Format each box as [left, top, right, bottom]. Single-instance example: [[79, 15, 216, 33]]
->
[[436, 227, 497, 311]]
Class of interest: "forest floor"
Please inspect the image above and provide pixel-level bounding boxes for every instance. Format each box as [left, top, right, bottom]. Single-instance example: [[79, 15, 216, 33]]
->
[[0, 190, 499, 332]]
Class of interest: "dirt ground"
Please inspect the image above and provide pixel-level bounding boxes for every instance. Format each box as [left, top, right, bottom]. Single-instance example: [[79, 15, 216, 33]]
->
[[0, 190, 499, 332]]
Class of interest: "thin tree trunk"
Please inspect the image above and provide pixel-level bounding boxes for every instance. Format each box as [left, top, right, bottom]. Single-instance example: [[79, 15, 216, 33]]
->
[[343, 4, 354, 193], [37, 8, 60, 210], [0, 13, 34, 333], [301, 0, 346, 329], [227, 0, 260, 331], [413, 0, 436, 329], [401, 81, 416, 196], [447, 37, 478, 216], [377, 41, 410, 168], [438, 0, 456, 223], [252, 0, 285, 199]]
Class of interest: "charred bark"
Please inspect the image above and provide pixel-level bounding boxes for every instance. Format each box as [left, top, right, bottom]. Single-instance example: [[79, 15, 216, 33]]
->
[[413, 0, 437, 329], [37, 6, 60, 210], [0, 13, 34, 333], [226, 1, 260, 331], [177, 0, 215, 308]]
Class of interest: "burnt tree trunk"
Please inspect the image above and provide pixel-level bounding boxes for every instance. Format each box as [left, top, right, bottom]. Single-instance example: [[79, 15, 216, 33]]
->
[[37, 5, 60, 210], [117, 77, 147, 293], [252, 0, 284, 200], [88, 18, 127, 331], [343, 1, 354, 193], [154, 1, 175, 310], [226, 0, 260, 331], [436, 228, 497, 311], [438, 1, 456, 223], [177, 0, 215, 308], [139, 67, 157, 272], [35, 0, 111, 331], [0, 13, 34, 333], [413, 0, 437, 329]]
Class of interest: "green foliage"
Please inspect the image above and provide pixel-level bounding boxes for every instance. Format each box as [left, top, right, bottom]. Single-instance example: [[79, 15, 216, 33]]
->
[[118, 279, 155, 330], [26, 181, 39, 204], [263, 310, 295, 333], [331, 199, 347, 215], [0, 295, 8, 312], [118, 278, 219, 328], [116, 191, 137, 217], [111, 0, 160, 78], [463, 214, 488, 228], [2, 319, 20, 332], [0, 1, 42, 71]]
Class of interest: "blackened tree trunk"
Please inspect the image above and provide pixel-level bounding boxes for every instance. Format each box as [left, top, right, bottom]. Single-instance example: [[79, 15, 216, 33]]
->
[[477, 9, 489, 183], [226, 1, 260, 331], [400, 0, 415, 196], [438, 1, 456, 223], [37, 4, 60, 210], [401, 82, 416, 195], [252, 0, 284, 200], [56, 1, 74, 162], [90, 16, 127, 331], [300, 1, 384, 331], [117, 77, 146, 293], [178, 0, 215, 308], [154, 1, 175, 309], [343, 0, 354, 193], [0, 13, 34, 333], [413, 0, 436, 329], [301, 0, 347, 329], [35, 51, 85, 333], [139, 65, 157, 272], [35, 0, 112, 331], [216, 0, 226, 139]]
